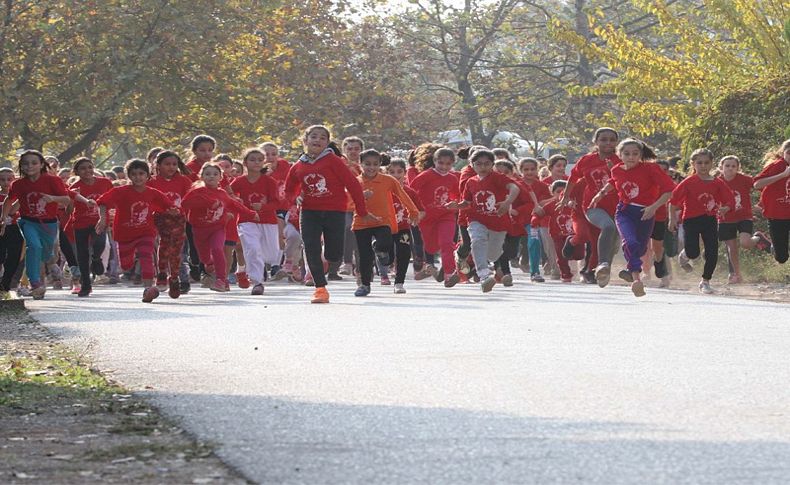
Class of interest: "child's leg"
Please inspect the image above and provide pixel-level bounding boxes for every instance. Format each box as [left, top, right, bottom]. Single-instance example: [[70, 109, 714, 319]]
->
[[74, 227, 94, 288], [0, 224, 23, 292], [223, 243, 235, 278], [117, 240, 137, 273], [418, 222, 438, 266], [615, 205, 653, 275], [372, 226, 394, 266], [526, 225, 541, 275], [437, 219, 458, 275], [485, 230, 507, 268], [767, 219, 789, 264], [410, 225, 425, 270], [259, 224, 282, 267], [354, 228, 375, 286], [237, 222, 264, 284], [394, 229, 412, 285], [586, 208, 618, 266], [283, 223, 302, 269], [700, 216, 719, 280], [208, 228, 227, 281], [300, 210, 328, 288], [190, 226, 215, 273], [723, 239, 739, 277], [321, 212, 346, 276], [552, 236, 572, 279], [133, 236, 156, 285], [468, 222, 491, 279], [457, 225, 472, 260], [682, 216, 703, 260], [537, 227, 558, 275], [18, 220, 51, 286]]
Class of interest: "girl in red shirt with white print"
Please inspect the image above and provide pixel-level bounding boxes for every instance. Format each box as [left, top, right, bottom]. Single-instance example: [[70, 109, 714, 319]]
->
[[182, 163, 258, 293], [590, 139, 674, 297], [148, 150, 193, 298], [718, 155, 771, 283], [97, 159, 177, 303], [668, 149, 735, 294], [753, 139, 790, 265]]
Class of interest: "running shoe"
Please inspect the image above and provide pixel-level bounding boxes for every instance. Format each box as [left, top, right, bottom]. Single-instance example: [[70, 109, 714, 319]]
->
[[394, 283, 406, 294], [251, 283, 264, 295], [481, 276, 496, 293], [354, 285, 371, 297], [311, 287, 329, 303], [444, 272, 460, 288], [618, 269, 634, 283], [142, 286, 159, 303], [595, 263, 611, 288], [501, 274, 514, 287], [699, 280, 714, 294], [236, 271, 251, 289], [631, 280, 646, 297]]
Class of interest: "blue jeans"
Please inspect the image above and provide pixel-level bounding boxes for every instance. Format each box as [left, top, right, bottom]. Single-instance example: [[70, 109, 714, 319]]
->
[[18, 219, 58, 286]]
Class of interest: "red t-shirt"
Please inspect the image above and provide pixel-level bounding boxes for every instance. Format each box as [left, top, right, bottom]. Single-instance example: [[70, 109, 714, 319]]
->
[[543, 199, 574, 238], [267, 159, 292, 212], [406, 166, 420, 187], [284, 152, 368, 216], [457, 165, 477, 227], [670, 175, 736, 220], [523, 179, 552, 227], [69, 177, 113, 229], [753, 158, 790, 219], [147, 174, 193, 212], [96, 185, 173, 242], [182, 186, 256, 229], [410, 168, 461, 224], [7, 174, 68, 220], [569, 152, 621, 215], [719, 173, 754, 223], [230, 175, 280, 224], [541, 174, 568, 186], [393, 184, 423, 232], [462, 171, 514, 232], [609, 162, 675, 207]]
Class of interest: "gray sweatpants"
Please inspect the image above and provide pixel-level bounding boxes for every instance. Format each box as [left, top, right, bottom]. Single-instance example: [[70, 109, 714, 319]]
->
[[468, 221, 507, 279], [586, 207, 619, 266]]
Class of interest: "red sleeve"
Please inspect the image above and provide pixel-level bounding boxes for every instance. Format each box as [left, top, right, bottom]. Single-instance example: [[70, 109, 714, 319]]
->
[[226, 192, 257, 220], [334, 158, 368, 216], [716, 178, 736, 209], [152, 188, 174, 212], [50, 176, 68, 196], [284, 164, 300, 203], [97, 187, 119, 207], [181, 188, 204, 211], [670, 179, 688, 206], [652, 163, 675, 194], [568, 155, 588, 184], [754, 160, 785, 181]]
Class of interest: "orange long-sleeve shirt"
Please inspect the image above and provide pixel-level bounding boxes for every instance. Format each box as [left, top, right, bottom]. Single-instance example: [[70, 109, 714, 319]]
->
[[352, 173, 418, 233]]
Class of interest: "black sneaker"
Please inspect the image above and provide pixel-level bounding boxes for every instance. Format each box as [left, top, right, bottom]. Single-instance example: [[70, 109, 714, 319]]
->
[[77, 286, 92, 297], [354, 285, 371, 297], [654, 257, 668, 278], [179, 281, 191, 294], [580, 270, 597, 284], [434, 267, 445, 283], [91, 259, 105, 276], [327, 272, 343, 281], [618, 269, 634, 283]]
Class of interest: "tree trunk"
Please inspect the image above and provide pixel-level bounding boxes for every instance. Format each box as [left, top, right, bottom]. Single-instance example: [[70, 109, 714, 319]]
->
[[575, 0, 596, 133]]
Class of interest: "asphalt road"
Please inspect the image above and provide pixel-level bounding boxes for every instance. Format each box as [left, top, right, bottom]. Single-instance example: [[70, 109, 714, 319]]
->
[[26, 276, 790, 484]]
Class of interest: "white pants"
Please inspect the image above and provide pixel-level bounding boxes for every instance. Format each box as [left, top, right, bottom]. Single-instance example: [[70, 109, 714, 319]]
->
[[468, 221, 507, 279], [238, 223, 281, 285], [283, 222, 302, 264]]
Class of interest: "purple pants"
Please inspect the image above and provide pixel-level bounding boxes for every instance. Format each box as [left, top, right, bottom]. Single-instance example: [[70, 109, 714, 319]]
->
[[615, 203, 655, 273]]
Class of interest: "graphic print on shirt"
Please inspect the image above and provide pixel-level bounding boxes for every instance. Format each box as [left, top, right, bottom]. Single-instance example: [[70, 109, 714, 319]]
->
[[781, 179, 790, 204], [303, 173, 329, 197], [247, 192, 267, 207], [164, 192, 182, 208], [589, 167, 610, 189], [129, 201, 149, 227], [697, 193, 718, 214], [26, 192, 47, 217], [556, 213, 573, 235], [394, 200, 406, 223], [473, 190, 497, 215], [621, 181, 640, 201], [205, 200, 224, 224], [733, 191, 742, 211], [277, 180, 286, 200], [433, 186, 450, 208]]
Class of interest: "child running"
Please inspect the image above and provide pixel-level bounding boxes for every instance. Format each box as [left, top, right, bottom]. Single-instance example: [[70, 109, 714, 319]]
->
[[386, 158, 425, 293], [352, 150, 419, 296], [517, 158, 553, 282], [0, 168, 22, 300], [718, 155, 771, 283], [96, 159, 177, 302], [284, 125, 373, 303], [589, 139, 674, 297], [68, 158, 114, 297], [230, 149, 281, 295], [668, 149, 735, 294], [1, 150, 70, 299], [753, 139, 790, 265], [148, 150, 193, 298], [182, 163, 259, 293], [448, 149, 520, 293]]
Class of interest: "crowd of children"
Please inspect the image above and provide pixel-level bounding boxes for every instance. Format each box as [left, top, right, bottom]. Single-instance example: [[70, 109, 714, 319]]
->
[[0, 127, 787, 303]]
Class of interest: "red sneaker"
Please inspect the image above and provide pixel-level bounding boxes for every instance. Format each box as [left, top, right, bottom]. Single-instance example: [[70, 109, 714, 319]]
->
[[236, 272, 251, 289]]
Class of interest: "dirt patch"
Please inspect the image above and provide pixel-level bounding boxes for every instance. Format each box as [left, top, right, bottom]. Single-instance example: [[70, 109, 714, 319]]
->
[[0, 308, 248, 484]]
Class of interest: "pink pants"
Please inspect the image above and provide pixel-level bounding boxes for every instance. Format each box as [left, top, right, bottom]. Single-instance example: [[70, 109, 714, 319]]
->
[[419, 217, 457, 274], [192, 225, 227, 281], [118, 236, 155, 280]]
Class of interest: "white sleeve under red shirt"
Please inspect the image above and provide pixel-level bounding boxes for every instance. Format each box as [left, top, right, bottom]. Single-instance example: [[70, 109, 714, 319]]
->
[[284, 152, 368, 216], [609, 162, 675, 207], [69, 177, 113, 229], [462, 171, 514, 232], [410, 168, 460, 224], [720, 173, 754, 223], [670, 175, 736, 220], [230, 175, 280, 224], [753, 158, 790, 219], [7, 173, 68, 220], [96, 185, 174, 242], [569, 152, 621, 215], [147, 174, 193, 212], [268, 159, 292, 212]]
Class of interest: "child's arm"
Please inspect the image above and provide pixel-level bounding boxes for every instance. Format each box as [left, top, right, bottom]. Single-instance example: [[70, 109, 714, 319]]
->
[[754, 164, 790, 190], [392, 179, 420, 223], [41, 193, 72, 205], [588, 182, 613, 209], [95, 205, 108, 233], [497, 182, 520, 216], [642, 192, 671, 221]]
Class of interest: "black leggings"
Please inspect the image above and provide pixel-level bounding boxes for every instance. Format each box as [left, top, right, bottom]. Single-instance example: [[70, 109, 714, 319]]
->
[[390, 229, 412, 285], [354, 225, 393, 287], [495, 235, 520, 275], [301, 210, 346, 288], [457, 225, 472, 259], [58, 228, 78, 268], [683, 215, 718, 280], [74, 227, 107, 288], [768, 218, 790, 264], [0, 223, 24, 291]]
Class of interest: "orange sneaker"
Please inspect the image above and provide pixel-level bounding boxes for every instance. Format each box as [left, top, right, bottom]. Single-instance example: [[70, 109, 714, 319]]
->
[[311, 287, 330, 304]]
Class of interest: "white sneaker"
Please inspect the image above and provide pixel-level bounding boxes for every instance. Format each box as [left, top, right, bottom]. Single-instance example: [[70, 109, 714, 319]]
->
[[394, 283, 406, 294], [481, 276, 496, 293], [339, 263, 353, 276], [659, 275, 671, 288], [699, 280, 714, 294], [594, 263, 611, 288], [678, 251, 694, 273]]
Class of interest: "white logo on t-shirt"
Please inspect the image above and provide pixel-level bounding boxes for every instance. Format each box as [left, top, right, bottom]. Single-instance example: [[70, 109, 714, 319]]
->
[[621, 181, 640, 201], [303, 174, 329, 197], [26, 192, 47, 217], [129, 201, 149, 227], [473, 190, 497, 215], [433, 186, 450, 208]]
